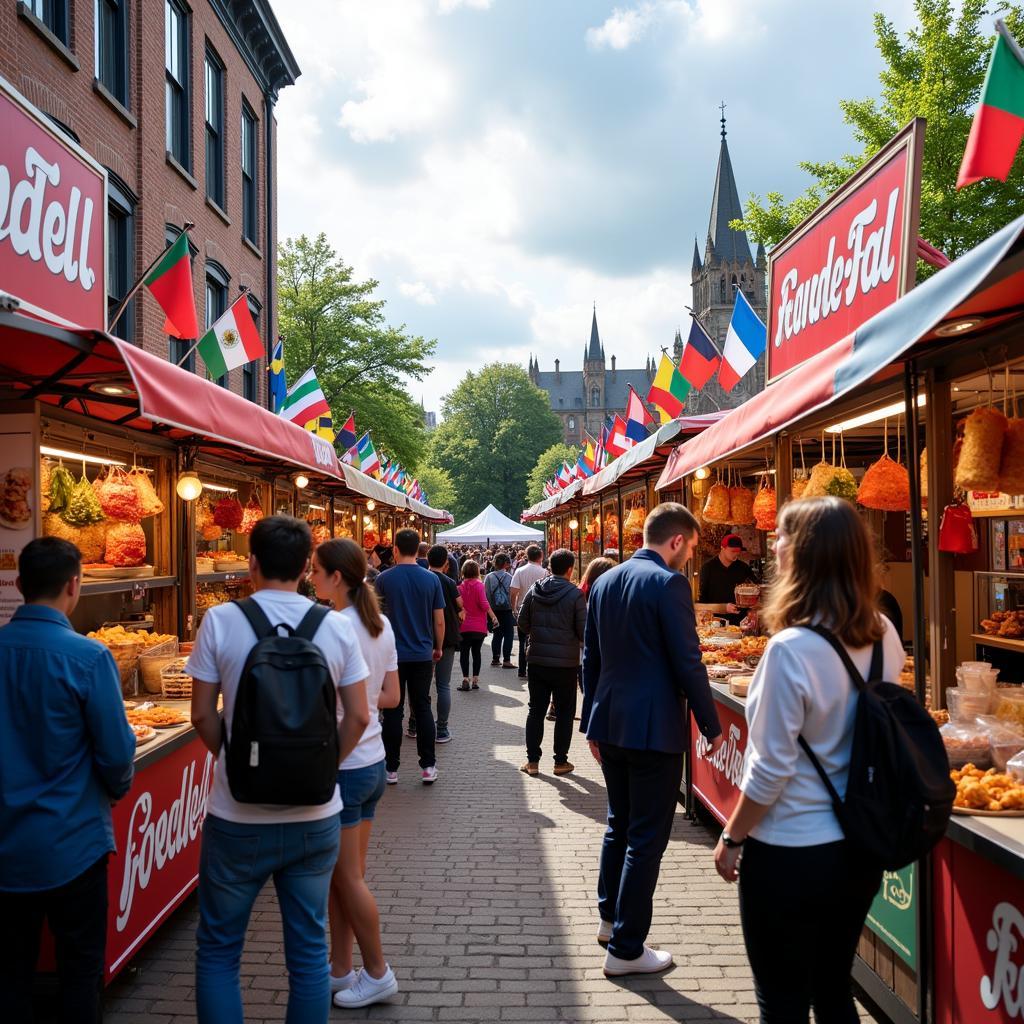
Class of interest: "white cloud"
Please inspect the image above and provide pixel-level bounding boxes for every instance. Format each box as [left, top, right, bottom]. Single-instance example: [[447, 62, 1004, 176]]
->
[[399, 281, 438, 305], [585, 2, 660, 50], [438, 0, 492, 12]]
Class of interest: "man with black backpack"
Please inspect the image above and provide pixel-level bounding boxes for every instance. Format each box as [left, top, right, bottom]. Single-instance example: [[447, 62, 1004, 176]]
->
[[188, 516, 370, 1023]]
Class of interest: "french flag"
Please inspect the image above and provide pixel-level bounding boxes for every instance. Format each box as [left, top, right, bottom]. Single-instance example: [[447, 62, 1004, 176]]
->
[[719, 290, 767, 393]]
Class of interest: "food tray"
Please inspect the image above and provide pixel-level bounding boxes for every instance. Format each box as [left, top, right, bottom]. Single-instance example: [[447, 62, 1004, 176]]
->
[[952, 807, 1024, 817], [83, 564, 155, 579], [214, 559, 248, 572]]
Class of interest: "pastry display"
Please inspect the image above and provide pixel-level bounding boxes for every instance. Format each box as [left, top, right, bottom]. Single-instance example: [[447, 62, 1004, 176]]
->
[[88, 625, 176, 648], [952, 765, 1024, 812], [0, 466, 32, 528], [126, 706, 189, 728], [161, 658, 193, 700], [980, 611, 1024, 638]]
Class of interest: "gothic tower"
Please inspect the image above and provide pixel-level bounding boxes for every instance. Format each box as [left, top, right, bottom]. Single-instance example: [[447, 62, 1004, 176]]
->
[[687, 110, 767, 414], [582, 307, 606, 436]]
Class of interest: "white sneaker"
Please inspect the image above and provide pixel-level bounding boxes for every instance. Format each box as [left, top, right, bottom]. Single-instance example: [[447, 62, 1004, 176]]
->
[[422, 766, 438, 784], [385, 771, 398, 785], [333, 965, 399, 1008], [597, 920, 613, 945], [603, 945, 673, 977], [330, 970, 356, 993]]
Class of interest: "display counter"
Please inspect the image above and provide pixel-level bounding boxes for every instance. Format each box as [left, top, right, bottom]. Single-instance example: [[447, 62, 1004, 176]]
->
[[688, 683, 747, 825]]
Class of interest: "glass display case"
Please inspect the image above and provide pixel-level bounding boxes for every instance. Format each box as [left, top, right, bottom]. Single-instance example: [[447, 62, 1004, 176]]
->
[[194, 473, 253, 580], [581, 502, 601, 572], [621, 484, 648, 560], [601, 496, 619, 561], [973, 570, 1024, 683]]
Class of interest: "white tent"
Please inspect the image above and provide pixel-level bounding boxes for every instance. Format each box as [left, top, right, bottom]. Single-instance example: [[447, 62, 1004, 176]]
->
[[437, 504, 544, 545]]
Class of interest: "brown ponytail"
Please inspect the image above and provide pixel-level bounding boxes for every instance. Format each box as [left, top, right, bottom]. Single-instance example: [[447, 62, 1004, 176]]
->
[[316, 538, 385, 638]]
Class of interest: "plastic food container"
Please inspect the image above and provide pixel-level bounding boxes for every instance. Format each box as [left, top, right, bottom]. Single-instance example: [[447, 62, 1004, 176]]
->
[[996, 690, 1024, 730], [977, 717, 1024, 771], [160, 658, 193, 700], [138, 638, 180, 695], [734, 584, 761, 608], [941, 722, 992, 769], [947, 687, 992, 723], [729, 674, 754, 698]]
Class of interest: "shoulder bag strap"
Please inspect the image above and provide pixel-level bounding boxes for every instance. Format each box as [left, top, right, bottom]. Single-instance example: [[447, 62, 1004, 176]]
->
[[294, 602, 330, 642], [232, 597, 278, 640], [869, 639, 884, 681]]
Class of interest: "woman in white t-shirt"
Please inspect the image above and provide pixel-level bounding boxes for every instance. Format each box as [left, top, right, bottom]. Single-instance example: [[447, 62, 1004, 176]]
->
[[713, 497, 904, 1022], [311, 539, 400, 1010]]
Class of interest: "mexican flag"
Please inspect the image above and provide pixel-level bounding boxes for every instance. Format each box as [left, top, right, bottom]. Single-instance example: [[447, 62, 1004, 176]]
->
[[279, 367, 331, 426], [958, 21, 1024, 188], [197, 294, 263, 378], [144, 232, 199, 339]]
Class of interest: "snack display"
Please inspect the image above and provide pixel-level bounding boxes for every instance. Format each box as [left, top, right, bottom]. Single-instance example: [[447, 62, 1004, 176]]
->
[[125, 706, 189, 729], [42, 515, 107, 561], [128, 468, 164, 518], [977, 716, 1024, 771], [239, 495, 263, 534], [702, 483, 732, 524], [0, 466, 32, 528], [996, 690, 1024, 729], [95, 467, 143, 523], [980, 610, 1024, 638], [213, 496, 244, 530], [952, 764, 1024, 813], [700, 635, 768, 665], [956, 407, 1007, 492], [941, 722, 992, 769], [161, 658, 193, 699], [195, 556, 215, 575], [104, 522, 147, 567], [64, 471, 105, 526], [728, 486, 755, 525], [752, 483, 776, 531], [857, 454, 911, 512]]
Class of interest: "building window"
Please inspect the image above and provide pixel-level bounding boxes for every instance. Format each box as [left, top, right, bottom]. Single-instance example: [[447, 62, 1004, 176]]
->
[[27, 0, 68, 43], [106, 177, 134, 341], [165, 0, 190, 167], [720, 276, 727, 302], [591, 387, 600, 408], [205, 263, 229, 387], [204, 48, 225, 209], [241, 103, 258, 244], [96, 0, 128, 104], [243, 296, 261, 402]]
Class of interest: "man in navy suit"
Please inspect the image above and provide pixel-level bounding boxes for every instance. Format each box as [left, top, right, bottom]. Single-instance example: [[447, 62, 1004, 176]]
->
[[581, 502, 723, 977]]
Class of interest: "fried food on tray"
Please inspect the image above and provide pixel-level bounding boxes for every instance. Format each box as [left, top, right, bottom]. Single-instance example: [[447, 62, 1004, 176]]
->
[[952, 764, 1024, 811], [126, 707, 188, 728]]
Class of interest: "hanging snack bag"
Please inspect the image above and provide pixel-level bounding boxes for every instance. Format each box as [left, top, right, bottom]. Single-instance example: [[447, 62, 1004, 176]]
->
[[729, 485, 755, 525], [858, 455, 911, 512], [105, 522, 147, 567], [43, 514, 107, 562], [702, 482, 732, 523], [95, 467, 143, 523], [753, 482, 777, 531], [955, 407, 1007, 492], [239, 495, 263, 534], [213, 495, 244, 530], [802, 461, 835, 498], [201, 523, 223, 542], [1000, 418, 1024, 496], [63, 472, 105, 526], [196, 496, 215, 531], [129, 468, 165, 518]]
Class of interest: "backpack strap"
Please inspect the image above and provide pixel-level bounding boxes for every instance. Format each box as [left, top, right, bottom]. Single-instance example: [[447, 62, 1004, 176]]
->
[[294, 602, 330, 642], [233, 598, 279, 640], [869, 638, 884, 682]]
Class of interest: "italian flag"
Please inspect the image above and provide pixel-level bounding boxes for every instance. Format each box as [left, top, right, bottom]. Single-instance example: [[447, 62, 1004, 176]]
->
[[355, 431, 381, 476], [197, 294, 264, 378], [958, 21, 1024, 188], [144, 232, 199, 339], [279, 367, 331, 426]]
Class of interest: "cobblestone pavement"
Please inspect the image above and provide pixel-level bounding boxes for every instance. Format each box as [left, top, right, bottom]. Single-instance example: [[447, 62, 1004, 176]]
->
[[102, 659, 860, 1023]]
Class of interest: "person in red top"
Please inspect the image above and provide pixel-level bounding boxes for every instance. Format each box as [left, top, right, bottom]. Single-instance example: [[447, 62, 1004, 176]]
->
[[457, 560, 496, 690]]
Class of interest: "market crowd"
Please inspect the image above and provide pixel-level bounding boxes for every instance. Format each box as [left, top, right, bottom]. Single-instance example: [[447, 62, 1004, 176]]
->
[[2, 496, 923, 1023]]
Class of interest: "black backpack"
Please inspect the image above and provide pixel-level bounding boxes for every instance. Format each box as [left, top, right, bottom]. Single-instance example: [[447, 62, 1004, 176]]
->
[[224, 598, 339, 805], [797, 625, 955, 870]]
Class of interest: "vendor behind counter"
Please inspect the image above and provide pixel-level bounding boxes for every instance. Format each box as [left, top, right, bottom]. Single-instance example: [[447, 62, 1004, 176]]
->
[[698, 534, 758, 625]]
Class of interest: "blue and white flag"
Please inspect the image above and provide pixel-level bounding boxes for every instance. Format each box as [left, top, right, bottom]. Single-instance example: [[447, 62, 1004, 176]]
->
[[719, 290, 767, 393]]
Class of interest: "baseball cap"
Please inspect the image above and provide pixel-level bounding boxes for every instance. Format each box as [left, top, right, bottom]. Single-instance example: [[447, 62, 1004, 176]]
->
[[721, 534, 746, 551]]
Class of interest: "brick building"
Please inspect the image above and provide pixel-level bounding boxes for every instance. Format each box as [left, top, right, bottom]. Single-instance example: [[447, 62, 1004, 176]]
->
[[1, 0, 299, 406]]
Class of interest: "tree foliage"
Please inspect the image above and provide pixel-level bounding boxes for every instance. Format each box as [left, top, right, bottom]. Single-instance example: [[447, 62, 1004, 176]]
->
[[277, 233, 436, 468], [415, 464, 457, 514], [526, 443, 579, 505], [733, 0, 1024, 276], [428, 364, 563, 522]]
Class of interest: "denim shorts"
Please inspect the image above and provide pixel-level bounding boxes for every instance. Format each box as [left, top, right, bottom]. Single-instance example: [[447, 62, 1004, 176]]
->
[[337, 760, 386, 829]]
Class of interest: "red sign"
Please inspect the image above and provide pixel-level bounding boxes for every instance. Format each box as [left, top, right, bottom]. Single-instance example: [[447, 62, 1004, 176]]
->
[[107, 737, 213, 980], [690, 700, 747, 824], [0, 75, 107, 332], [933, 837, 1024, 1023], [766, 120, 924, 384]]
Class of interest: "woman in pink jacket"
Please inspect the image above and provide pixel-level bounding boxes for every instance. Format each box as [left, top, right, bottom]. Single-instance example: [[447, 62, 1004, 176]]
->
[[458, 560, 496, 690]]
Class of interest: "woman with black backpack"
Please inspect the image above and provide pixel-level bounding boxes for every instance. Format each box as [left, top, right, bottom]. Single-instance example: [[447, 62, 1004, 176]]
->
[[713, 497, 907, 1023]]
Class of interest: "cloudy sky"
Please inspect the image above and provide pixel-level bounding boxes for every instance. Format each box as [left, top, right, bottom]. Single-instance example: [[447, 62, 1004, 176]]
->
[[273, 0, 916, 418]]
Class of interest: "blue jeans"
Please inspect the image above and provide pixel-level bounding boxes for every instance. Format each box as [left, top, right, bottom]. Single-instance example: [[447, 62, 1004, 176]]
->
[[196, 813, 341, 1024], [491, 609, 515, 662], [337, 761, 386, 828], [434, 647, 456, 731]]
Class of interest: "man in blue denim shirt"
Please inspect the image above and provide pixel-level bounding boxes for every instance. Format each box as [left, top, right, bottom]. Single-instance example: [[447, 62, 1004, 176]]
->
[[0, 536, 136, 1022]]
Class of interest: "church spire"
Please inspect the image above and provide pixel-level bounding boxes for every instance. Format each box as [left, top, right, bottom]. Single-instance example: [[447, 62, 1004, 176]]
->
[[587, 306, 602, 362], [691, 237, 702, 275], [706, 105, 753, 266]]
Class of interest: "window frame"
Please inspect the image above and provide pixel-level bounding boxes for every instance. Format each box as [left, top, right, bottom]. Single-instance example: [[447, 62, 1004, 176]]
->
[[241, 101, 258, 244], [95, 0, 129, 105], [27, 0, 68, 43], [106, 174, 135, 342], [165, 0, 191, 169], [204, 45, 225, 209]]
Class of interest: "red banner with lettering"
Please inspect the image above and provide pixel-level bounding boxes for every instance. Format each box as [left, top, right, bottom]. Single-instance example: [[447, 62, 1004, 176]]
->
[[690, 701, 747, 825], [0, 76, 107, 332], [766, 120, 923, 384]]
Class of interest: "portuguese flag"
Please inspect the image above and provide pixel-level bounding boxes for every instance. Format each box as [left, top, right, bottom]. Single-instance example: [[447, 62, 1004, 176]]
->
[[958, 21, 1024, 188], [144, 232, 199, 339]]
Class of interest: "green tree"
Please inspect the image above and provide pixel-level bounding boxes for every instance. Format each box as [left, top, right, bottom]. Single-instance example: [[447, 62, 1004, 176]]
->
[[429, 364, 563, 521], [526, 443, 579, 505], [277, 233, 436, 468], [415, 464, 457, 513], [733, 0, 1024, 275]]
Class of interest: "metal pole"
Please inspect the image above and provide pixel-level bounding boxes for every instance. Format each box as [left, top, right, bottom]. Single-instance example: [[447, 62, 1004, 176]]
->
[[109, 222, 194, 331]]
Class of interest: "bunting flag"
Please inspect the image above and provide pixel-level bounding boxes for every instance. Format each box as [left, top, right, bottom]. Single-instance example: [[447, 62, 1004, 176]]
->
[[355, 432, 381, 475], [625, 384, 656, 442], [576, 453, 594, 478], [647, 352, 690, 423], [958, 21, 1024, 187], [279, 367, 331, 426], [582, 438, 598, 473], [197, 293, 264, 378], [718, 290, 767, 393], [557, 463, 572, 488], [337, 413, 358, 452], [543, 481, 556, 497], [594, 439, 609, 471], [144, 231, 199, 339], [679, 318, 722, 391], [269, 337, 286, 413], [606, 415, 634, 458]]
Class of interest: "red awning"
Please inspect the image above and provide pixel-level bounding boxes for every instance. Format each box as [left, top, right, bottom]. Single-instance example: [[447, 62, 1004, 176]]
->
[[0, 311, 342, 480], [658, 212, 1024, 489]]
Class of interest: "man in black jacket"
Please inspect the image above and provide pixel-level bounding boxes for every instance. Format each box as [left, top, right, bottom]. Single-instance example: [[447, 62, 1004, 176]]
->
[[517, 548, 587, 777]]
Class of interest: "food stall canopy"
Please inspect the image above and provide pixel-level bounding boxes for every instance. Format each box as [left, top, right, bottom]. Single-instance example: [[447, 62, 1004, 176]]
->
[[0, 312, 342, 480], [521, 480, 584, 521], [331, 461, 408, 510], [406, 497, 454, 524], [658, 212, 1024, 489], [438, 504, 544, 544]]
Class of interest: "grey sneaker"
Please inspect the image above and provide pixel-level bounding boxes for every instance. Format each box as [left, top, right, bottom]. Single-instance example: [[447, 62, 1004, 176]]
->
[[436, 729, 452, 744], [333, 965, 399, 1008]]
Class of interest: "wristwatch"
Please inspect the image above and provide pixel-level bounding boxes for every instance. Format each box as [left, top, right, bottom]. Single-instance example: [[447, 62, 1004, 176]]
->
[[721, 831, 745, 849]]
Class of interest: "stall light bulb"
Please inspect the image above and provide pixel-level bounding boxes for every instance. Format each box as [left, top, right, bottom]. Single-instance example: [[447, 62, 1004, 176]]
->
[[569, 519, 579, 530], [176, 473, 203, 501], [351, 513, 357, 521], [367, 500, 376, 511], [694, 467, 710, 480], [293, 473, 310, 489], [364, 516, 371, 525]]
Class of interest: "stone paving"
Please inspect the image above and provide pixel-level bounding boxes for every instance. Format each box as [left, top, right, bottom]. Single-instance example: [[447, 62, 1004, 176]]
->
[[101, 659, 855, 1023]]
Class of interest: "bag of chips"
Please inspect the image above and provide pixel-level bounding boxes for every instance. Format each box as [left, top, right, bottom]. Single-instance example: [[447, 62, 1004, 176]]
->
[[802, 461, 835, 498], [196, 496, 215, 531], [43, 514, 107, 562], [239, 496, 263, 535], [956, 407, 1007, 492]]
